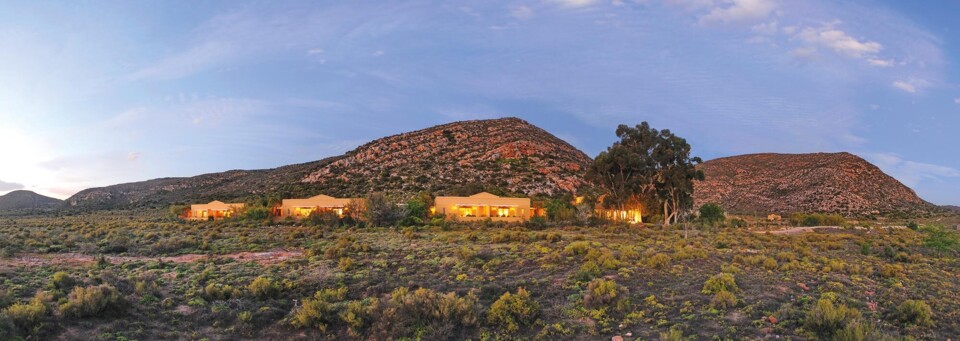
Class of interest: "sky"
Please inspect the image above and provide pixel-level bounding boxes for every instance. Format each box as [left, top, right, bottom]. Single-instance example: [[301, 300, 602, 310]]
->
[[0, 0, 958, 205]]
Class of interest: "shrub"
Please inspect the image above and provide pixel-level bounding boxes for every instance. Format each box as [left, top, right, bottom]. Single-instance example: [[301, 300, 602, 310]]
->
[[290, 291, 339, 331], [487, 287, 540, 332], [338, 257, 355, 271], [647, 253, 671, 269], [4, 291, 51, 332], [659, 325, 686, 341], [895, 300, 933, 327], [879, 263, 903, 279], [204, 283, 238, 301], [711, 290, 737, 310], [701, 273, 738, 294], [244, 207, 271, 221], [923, 225, 959, 256], [247, 276, 279, 299], [804, 296, 862, 339], [51, 271, 74, 290], [576, 261, 602, 281], [698, 203, 724, 226], [564, 241, 591, 256], [584, 278, 625, 308], [59, 284, 125, 318]]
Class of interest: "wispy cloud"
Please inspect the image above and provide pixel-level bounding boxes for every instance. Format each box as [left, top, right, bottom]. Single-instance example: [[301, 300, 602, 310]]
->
[[510, 5, 535, 19], [0, 180, 24, 192], [891, 79, 929, 94], [865, 153, 960, 188], [699, 0, 777, 25], [794, 23, 881, 59]]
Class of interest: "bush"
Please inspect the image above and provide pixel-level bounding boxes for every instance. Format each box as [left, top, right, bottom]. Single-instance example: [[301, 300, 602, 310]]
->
[[564, 241, 592, 256], [59, 284, 125, 318], [711, 290, 737, 310], [4, 291, 51, 332], [647, 253, 671, 269], [51, 271, 74, 290], [895, 300, 933, 327], [247, 276, 279, 299], [804, 296, 862, 339], [487, 287, 540, 332], [699, 203, 725, 226], [290, 290, 340, 331], [575, 261, 601, 281], [526, 216, 547, 230], [701, 273, 738, 294], [365, 193, 404, 227], [584, 278, 625, 308], [244, 207, 271, 221]]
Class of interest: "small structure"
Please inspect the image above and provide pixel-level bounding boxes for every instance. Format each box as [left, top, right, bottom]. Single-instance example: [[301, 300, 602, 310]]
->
[[187, 201, 245, 220], [433, 192, 532, 222], [278, 194, 359, 219], [576, 196, 643, 224]]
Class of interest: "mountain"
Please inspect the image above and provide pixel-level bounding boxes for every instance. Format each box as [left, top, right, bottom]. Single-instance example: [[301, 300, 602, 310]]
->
[[693, 152, 937, 216], [302, 117, 591, 196], [943, 205, 960, 214], [66, 117, 592, 209], [0, 190, 62, 210]]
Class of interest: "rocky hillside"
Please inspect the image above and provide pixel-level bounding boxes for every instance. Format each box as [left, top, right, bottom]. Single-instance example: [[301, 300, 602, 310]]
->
[[693, 152, 936, 216], [66, 117, 591, 210], [0, 190, 62, 211], [302, 117, 591, 197]]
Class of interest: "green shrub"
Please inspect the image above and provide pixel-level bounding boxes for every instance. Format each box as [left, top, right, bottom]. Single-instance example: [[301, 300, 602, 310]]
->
[[804, 296, 862, 339], [204, 283, 238, 301], [647, 253, 670, 269], [564, 241, 591, 256], [51, 271, 74, 290], [4, 291, 51, 332], [487, 287, 540, 332], [701, 273, 738, 294], [699, 203, 725, 226], [290, 291, 340, 331], [711, 290, 737, 310], [576, 261, 601, 281], [895, 300, 933, 327], [659, 325, 686, 341], [247, 276, 279, 299], [59, 284, 125, 318], [584, 278, 625, 308]]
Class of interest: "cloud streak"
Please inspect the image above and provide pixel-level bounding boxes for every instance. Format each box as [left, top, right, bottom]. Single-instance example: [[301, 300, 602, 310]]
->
[[0, 180, 24, 192]]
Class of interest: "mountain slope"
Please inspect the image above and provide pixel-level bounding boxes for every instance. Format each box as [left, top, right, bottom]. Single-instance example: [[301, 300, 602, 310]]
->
[[66, 117, 592, 209], [693, 152, 936, 215], [66, 158, 340, 210], [302, 117, 591, 197], [0, 190, 62, 210]]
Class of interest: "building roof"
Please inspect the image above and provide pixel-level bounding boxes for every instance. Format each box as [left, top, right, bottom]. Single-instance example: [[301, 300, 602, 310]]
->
[[192, 201, 245, 211], [282, 194, 358, 208]]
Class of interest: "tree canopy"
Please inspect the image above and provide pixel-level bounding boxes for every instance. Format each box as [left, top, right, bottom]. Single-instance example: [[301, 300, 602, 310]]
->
[[586, 122, 703, 225]]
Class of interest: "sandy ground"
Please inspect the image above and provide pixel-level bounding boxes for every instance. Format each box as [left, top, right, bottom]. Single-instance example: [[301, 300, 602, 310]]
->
[[0, 248, 304, 269]]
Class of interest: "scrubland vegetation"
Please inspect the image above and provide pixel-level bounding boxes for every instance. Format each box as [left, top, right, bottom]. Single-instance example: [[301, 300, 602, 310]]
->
[[0, 209, 957, 340]]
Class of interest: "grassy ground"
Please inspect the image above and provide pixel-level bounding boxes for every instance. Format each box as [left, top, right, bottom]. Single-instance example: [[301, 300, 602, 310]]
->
[[0, 210, 957, 340]]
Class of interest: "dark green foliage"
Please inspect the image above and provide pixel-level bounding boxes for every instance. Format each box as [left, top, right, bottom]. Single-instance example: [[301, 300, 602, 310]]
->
[[895, 300, 933, 327], [545, 199, 575, 222], [923, 225, 958, 256], [244, 206, 271, 221], [586, 122, 703, 225], [699, 203, 725, 226], [790, 213, 846, 227], [364, 193, 404, 227]]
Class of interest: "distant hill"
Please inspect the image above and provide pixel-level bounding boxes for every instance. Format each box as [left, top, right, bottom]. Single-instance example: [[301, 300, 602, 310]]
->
[[943, 205, 960, 214], [0, 190, 62, 210], [693, 152, 938, 216], [66, 117, 592, 209]]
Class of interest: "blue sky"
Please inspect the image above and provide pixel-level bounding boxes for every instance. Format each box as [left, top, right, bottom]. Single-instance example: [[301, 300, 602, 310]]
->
[[0, 0, 958, 205]]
